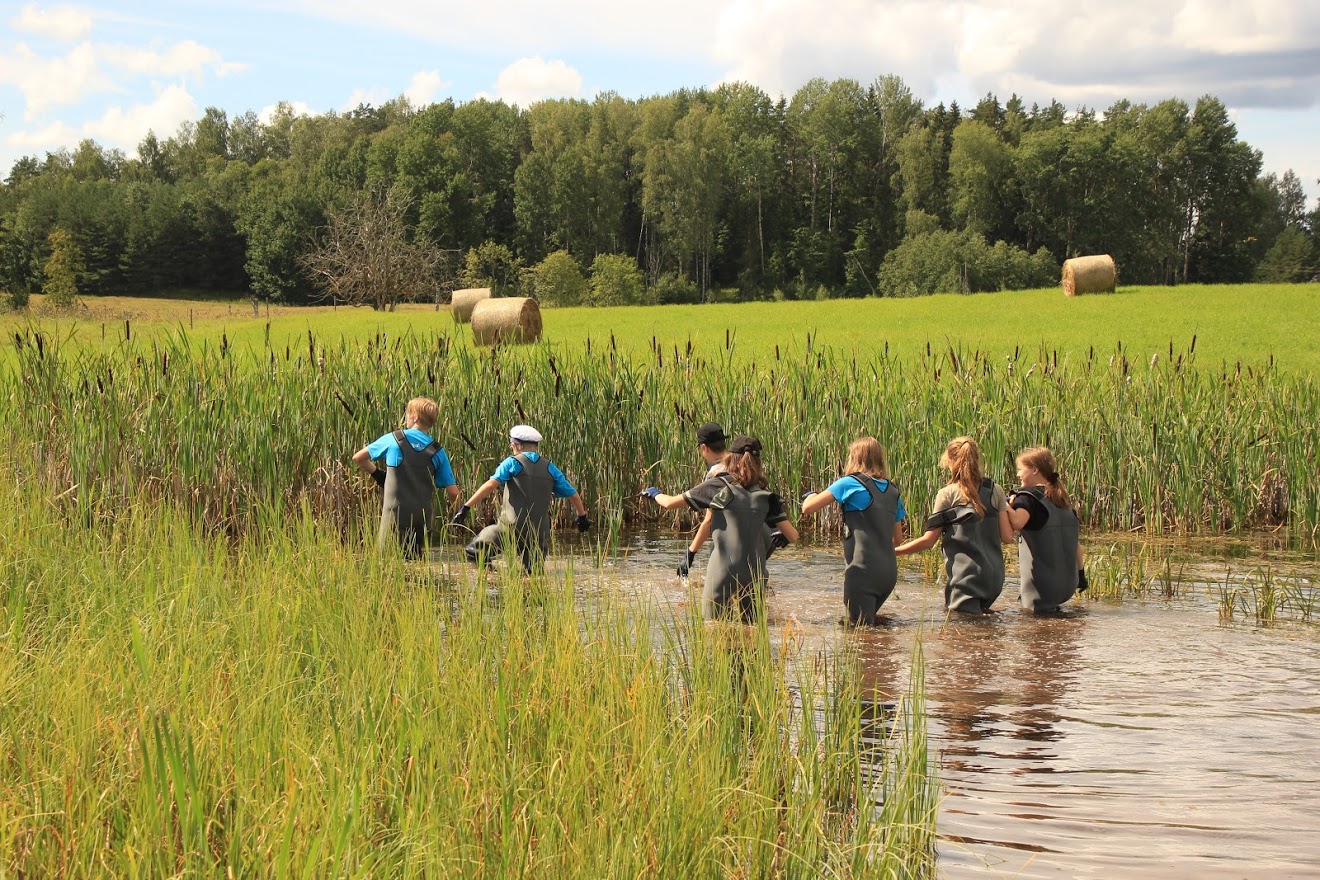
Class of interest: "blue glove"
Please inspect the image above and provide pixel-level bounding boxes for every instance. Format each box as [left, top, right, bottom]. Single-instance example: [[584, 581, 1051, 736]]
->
[[641, 486, 661, 499]]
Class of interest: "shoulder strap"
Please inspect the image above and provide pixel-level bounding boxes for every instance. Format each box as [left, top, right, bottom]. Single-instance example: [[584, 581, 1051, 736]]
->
[[847, 472, 882, 500]]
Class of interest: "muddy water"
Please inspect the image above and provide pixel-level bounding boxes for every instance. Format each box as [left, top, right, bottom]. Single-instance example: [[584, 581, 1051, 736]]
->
[[608, 537, 1320, 878]]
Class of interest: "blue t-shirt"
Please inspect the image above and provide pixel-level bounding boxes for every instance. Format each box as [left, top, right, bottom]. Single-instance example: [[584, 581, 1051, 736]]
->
[[491, 452, 577, 498], [366, 429, 456, 488], [827, 475, 907, 520]]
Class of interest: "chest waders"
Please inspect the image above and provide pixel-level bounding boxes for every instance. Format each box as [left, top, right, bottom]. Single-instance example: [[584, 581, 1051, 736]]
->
[[1016, 486, 1080, 612], [465, 453, 554, 572], [939, 479, 1005, 614], [841, 474, 900, 626], [702, 477, 774, 623], [378, 429, 440, 558]]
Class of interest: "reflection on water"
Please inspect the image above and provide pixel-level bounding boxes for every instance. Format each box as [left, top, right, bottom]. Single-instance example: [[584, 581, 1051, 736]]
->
[[611, 536, 1320, 878]]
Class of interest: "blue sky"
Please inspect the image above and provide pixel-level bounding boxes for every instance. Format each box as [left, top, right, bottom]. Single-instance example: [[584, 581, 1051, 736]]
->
[[2, 0, 1317, 200]]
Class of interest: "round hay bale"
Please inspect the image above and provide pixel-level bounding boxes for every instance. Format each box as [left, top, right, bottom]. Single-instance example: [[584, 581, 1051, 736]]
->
[[450, 287, 492, 323], [471, 297, 542, 345], [1061, 255, 1117, 296]]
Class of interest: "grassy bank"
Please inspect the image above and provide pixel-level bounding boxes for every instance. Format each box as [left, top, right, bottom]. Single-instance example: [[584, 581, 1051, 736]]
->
[[5, 283, 1320, 371], [0, 484, 935, 877]]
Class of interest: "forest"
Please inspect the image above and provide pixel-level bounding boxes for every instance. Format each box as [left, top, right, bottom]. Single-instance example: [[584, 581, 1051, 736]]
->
[[1, 75, 1316, 307]]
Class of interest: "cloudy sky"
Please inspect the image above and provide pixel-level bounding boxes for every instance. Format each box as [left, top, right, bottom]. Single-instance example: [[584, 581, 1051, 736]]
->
[[2, 0, 1318, 197]]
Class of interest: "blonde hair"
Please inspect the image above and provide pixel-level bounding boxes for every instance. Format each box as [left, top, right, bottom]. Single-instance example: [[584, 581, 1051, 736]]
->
[[1016, 446, 1072, 509], [940, 436, 985, 516], [404, 397, 438, 430], [844, 436, 889, 480]]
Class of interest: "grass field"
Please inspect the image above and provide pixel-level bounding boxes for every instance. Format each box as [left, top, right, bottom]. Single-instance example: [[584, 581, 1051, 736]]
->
[[6, 283, 1320, 371]]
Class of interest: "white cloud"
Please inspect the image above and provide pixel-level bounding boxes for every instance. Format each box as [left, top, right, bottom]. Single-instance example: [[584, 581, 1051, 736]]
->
[[404, 69, 449, 107], [340, 86, 391, 112], [5, 83, 199, 155], [10, 2, 93, 42], [258, 101, 314, 124], [0, 38, 244, 120], [482, 57, 583, 107]]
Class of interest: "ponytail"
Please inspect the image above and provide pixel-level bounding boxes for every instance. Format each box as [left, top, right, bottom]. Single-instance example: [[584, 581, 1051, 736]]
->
[[940, 436, 986, 516]]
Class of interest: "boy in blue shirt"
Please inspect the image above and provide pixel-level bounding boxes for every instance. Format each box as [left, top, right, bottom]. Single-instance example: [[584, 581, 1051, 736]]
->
[[351, 397, 462, 558], [453, 424, 589, 572]]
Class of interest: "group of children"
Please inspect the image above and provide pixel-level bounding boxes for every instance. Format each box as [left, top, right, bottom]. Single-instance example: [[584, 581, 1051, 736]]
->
[[353, 400, 1086, 624]]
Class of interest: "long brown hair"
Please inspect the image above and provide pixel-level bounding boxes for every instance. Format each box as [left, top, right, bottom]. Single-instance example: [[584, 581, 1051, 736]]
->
[[845, 436, 889, 480], [721, 450, 768, 489], [1017, 446, 1072, 509], [940, 436, 985, 515]]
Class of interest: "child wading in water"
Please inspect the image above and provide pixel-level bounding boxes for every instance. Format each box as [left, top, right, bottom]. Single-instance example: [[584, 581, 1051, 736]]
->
[[1008, 446, 1087, 612], [801, 437, 907, 626], [644, 436, 798, 623], [453, 425, 589, 572], [895, 436, 1014, 614], [351, 396, 462, 558]]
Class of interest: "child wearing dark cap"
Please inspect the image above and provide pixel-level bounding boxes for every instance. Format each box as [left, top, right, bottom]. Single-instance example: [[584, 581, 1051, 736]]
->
[[644, 436, 798, 623], [454, 424, 589, 572]]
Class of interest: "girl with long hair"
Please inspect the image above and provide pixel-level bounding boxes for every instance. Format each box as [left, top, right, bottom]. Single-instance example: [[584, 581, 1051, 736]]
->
[[1007, 446, 1086, 612], [895, 436, 1015, 614], [801, 436, 907, 626]]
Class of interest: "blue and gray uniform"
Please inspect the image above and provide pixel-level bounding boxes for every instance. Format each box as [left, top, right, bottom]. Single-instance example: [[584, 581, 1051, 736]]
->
[[828, 473, 907, 625], [685, 474, 788, 623], [366, 429, 455, 557], [465, 452, 577, 572], [1012, 486, 1080, 612]]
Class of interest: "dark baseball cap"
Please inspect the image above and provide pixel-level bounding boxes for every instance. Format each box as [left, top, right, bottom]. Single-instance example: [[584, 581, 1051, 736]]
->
[[729, 435, 762, 455], [696, 422, 726, 446]]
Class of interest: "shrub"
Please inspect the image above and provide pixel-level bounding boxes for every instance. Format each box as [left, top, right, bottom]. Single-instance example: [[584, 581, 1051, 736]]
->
[[461, 241, 523, 297], [43, 228, 84, 309], [526, 250, 588, 306], [877, 230, 1057, 296], [589, 254, 647, 306], [652, 273, 700, 305]]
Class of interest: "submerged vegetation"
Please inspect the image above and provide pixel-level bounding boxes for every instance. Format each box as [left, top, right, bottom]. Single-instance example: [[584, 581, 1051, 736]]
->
[[0, 482, 936, 877]]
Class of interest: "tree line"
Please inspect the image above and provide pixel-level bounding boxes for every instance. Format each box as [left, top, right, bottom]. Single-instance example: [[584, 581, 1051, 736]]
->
[[2, 76, 1317, 309]]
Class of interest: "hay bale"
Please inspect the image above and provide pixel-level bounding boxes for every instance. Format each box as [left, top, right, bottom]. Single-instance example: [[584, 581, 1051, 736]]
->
[[450, 287, 492, 323], [471, 297, 542, 345], [1061, 255, 1117, 296]]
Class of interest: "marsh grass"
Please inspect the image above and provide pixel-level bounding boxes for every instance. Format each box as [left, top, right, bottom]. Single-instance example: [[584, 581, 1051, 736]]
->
[[1215, 566, 1318, 625], [5, 323, 1317, 545], [0, 482, 936, 878]]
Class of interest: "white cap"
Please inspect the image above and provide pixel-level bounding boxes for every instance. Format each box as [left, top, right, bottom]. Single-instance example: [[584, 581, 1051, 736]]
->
[[509, 424, 543, 443]]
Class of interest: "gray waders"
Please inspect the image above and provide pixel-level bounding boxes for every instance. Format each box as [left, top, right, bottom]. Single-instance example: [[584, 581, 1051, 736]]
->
[[934, 479, 1005, 615], [841, 474, 900, 626], [1016, 486, 1080, 612], [466, 453, 553, 572], [702, 477, 775, 623], [378, 429, 440, 558]]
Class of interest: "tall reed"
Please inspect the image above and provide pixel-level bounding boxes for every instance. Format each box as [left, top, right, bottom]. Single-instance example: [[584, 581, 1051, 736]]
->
[[0, 480, 935, 877], [5, 326, 1316, 543]]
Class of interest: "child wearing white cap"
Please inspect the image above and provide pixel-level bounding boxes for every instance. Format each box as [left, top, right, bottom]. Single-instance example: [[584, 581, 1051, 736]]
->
[[453, 424, 589, 572]]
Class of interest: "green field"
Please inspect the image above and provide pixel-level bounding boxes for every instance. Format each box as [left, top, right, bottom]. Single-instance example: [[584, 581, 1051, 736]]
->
[[7, 283, 1320, 371]]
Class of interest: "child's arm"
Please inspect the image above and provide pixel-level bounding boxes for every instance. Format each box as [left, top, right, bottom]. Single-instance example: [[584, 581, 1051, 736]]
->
[[800, 490, 835, 516], [895, 528, 940, 555], [351, 446, 385, 487], [998, 509, 1017, 544], [689, 510, 714, 552], [462, 478, 502, 508]]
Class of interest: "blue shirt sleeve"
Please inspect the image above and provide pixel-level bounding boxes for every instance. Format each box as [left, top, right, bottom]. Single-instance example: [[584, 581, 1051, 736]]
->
[[827, 476, 869, 511], [828, 476, 907, 521], [547, 461, 577, 498], [432, 448, 455, 488], [491, 455, 523, 482], [366, 432, 401, 466]]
